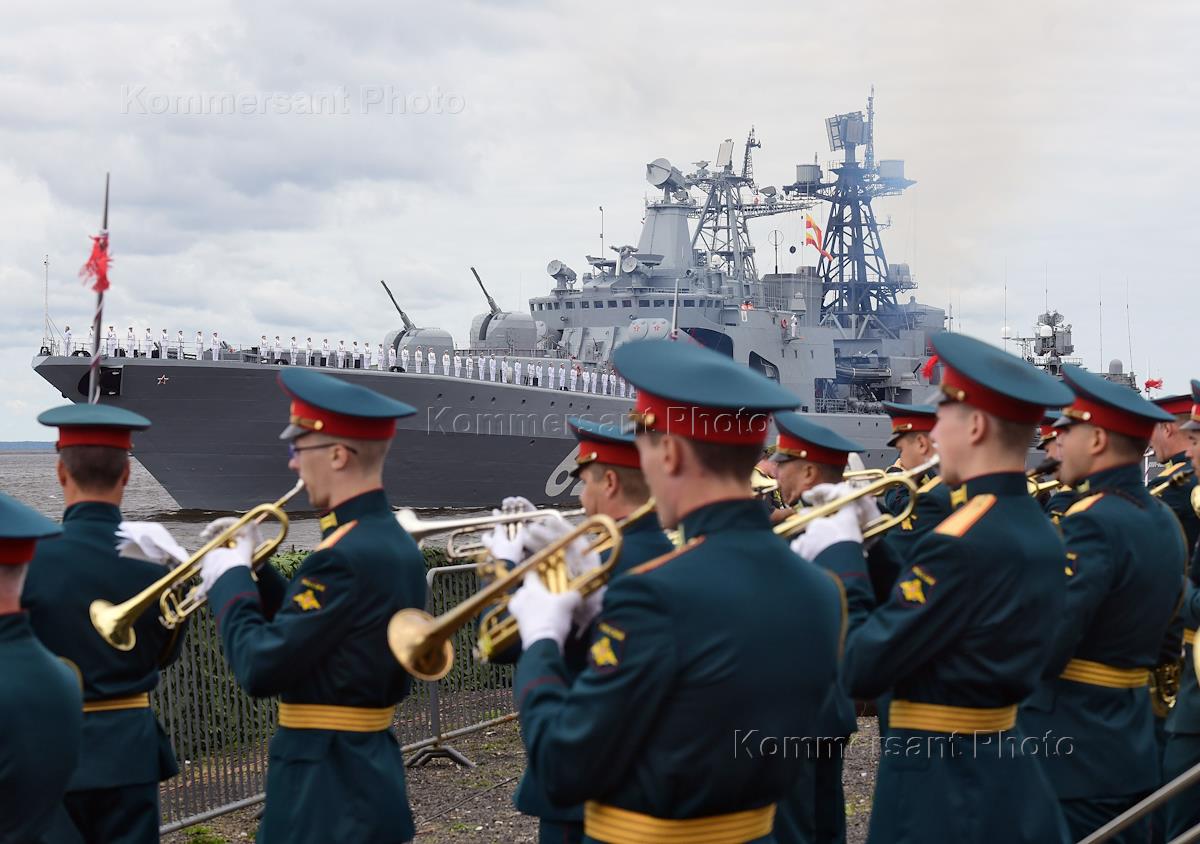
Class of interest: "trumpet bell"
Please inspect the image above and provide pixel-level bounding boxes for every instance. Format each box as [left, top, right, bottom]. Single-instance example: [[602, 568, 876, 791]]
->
[[89, 599, 136, 652], [387, 608, 455, 682]]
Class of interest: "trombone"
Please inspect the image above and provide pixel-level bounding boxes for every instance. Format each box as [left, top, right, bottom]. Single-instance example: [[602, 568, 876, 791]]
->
[[90, 480, 305, 651], [387, 514, 624, 681], [773, 458, 939, 542], [395, 506, 586, 559]]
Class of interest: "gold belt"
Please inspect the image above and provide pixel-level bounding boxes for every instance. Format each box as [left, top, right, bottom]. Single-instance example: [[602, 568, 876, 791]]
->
[[83, 692, 150, 713], [584, 801, 776, 844], [1186, 629, 1195, 646], [888, 699, 1017, 733], [1060, 658, 1150, 689], [277, 703, 394, 732]]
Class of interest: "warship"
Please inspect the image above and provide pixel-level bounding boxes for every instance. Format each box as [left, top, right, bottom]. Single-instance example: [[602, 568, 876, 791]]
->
[[33, 97, 948, 511]]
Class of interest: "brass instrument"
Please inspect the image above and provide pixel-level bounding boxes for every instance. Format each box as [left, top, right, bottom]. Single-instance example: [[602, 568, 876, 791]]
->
[[395, 506, 585, 559], [750, 466, 778, 496], [1192, 485, 1200, 519], [1150, 466, 1196, 498], [1150, 660, 1183, 719], [387, 514, 624, 681], [90, 480, 305, 651], [844, 468, 888, 484], [1026, 458, 1068, 497], [773, 458, 939, 542], [474, 498, 658, 663]]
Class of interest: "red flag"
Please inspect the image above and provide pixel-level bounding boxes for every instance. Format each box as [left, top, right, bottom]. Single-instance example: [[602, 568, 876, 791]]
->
[[80, 232, 111, 293], [1144, 378, 1164, 390], [921, 354, 940, 381], [805, 214, 833, 260]]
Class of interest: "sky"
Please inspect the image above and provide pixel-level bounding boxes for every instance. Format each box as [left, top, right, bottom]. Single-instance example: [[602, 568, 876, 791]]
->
[[2, 0, 1197, 440]]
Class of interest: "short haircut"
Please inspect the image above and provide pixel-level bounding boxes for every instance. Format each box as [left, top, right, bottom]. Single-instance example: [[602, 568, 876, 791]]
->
[[991, 414, 1038, 453], [814, 462, 844, 484], [59, 446, 128, 492], [1108, 430, 1151, 461], [584, 463, 650, 503], [680, 436, 762, 482], [341, 437, 391, 474]]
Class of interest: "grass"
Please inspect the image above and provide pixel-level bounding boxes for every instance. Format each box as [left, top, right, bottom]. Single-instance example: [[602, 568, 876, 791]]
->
[[183, 826, 226, 844]]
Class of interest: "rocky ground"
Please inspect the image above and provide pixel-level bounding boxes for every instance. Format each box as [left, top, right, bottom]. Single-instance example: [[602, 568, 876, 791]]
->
[[165, 717, 879, 843]]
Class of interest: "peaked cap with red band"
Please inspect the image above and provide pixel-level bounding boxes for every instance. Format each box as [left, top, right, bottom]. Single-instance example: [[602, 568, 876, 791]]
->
[[1037, 411, 1063, 448], [0, 491, 61, 566], [929, 332, 1073, 424], [37, 404, 151, 451], [1182, 380, 1200, 432], [1153, 393, 1194, 418], [568, 417, 640, 477], [881, 401, 937, 447], [277, 368, 416, 441], [613, 339, 798, 445], [1053, 364, 1173, 439], [770, 411, 864, 467]]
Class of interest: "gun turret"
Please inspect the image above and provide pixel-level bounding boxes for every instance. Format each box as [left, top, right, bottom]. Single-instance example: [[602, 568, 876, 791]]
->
[[471, 266, 501, 317], [379, 280, 416, 332]]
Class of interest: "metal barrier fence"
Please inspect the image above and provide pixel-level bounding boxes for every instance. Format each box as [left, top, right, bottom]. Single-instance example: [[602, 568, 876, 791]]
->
[[155, 563, 516, 833]]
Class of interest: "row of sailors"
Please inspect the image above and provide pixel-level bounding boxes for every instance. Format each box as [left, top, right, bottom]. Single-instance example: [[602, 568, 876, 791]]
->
[[60, 326, 633, 397]]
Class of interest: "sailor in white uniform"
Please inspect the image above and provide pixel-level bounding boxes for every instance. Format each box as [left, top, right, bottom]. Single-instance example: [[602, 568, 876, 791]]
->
[[290, 337, 299, 365], [175, 330, 184, 358], [427, 349, 436, 374], [352, 341, 360, 368], [568, 365, 578, 392], [465, 355, 473, 379], [441, 351, 450, 376], [105, 325, 117, 356], [337, 340, 346, 369], [401, 346, 410, 372], [306, 338, 313, 366], [194, 330, 203, 358], [364, 342, 373, 370], [143, 328, 152, 357], [273, 336, 282, 362], [211, 331, 221, 361], [62, 326, 72, 356], [477, 355, 485, 380], [514, 360, 523, 386], [413, 346, 422, 373], [124, 327, 134, 356], [388, 345, 397, 371], [453, 353, 462, 378], [489, 355, 497, 382], [547, 363, 556, 391], [321, 339, 330, 366]]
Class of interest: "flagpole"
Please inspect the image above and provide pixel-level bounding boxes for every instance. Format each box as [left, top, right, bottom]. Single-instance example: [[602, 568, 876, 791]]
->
[[86, 174, 110, 404]]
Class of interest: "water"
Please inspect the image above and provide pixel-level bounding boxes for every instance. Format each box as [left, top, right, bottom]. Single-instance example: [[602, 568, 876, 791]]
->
[[4, 452, 327, 550]]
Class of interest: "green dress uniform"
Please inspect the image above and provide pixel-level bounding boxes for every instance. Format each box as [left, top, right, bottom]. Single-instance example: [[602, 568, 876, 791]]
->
[[515, 339, 844, 844], [0, 493, 82, 844], [205, 368, 427, 844], [817, 331, 1077, 844], [768, 411, 869, 844], [1163, 384, 1200, 837], [495, 418, 675, 844], [24, 503, 187, 844], [1018, 365, 1185, 844], [21, 404, 182, 844]]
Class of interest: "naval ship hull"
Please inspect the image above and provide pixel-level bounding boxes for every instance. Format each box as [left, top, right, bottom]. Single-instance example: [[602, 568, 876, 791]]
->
[[33, 355, 897, 512]]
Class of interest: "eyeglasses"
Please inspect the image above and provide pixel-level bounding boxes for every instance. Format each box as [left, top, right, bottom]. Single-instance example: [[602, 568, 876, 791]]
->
[[288, 442, 359, 459]]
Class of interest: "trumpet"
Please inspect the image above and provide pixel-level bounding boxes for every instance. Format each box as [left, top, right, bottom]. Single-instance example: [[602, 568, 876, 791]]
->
[[90, 481, 305, 651], [1026, 458, 1068, 497], [395, 506, 586, 559], [752, 467, 888, 500], [1150, 466, 1196, 498], [387, 514, 624, 681], [773, 458, 939, 542]]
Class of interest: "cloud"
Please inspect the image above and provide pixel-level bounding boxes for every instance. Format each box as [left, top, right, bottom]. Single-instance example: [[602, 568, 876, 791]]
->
[[2, 0, 1199, 440]]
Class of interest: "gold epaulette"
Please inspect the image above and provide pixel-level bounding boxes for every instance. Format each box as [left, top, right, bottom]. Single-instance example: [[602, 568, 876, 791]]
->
[[918, 476, 943, 494], [630, 537, 704, 575], [1064, 493, 1105, 517], [1159, 462, 1185, 479], [316, 520, 357, 551], [934, 494, 995, 537]]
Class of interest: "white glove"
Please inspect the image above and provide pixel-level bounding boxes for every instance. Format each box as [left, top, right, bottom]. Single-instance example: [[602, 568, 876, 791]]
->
[[525, 518, 601, 580], [508, 571, 581, 651], [197, 545, 253, 599], [479, 512, 528, 563], [802, 482, 881, 531], [790, 505, 864, 561], [199, 516, 263, 552], [115, 522, 190, 568], [500, 496, 537, 514], [573, 585, 606, 633]]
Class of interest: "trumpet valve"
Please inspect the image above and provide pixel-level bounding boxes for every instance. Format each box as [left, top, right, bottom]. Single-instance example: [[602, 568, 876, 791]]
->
[[386, 608, 454, 682], [89, 599, 137, 652]]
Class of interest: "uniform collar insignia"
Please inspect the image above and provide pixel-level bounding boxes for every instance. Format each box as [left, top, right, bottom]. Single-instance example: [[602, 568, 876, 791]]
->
[[950, 486, 968, 508]]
